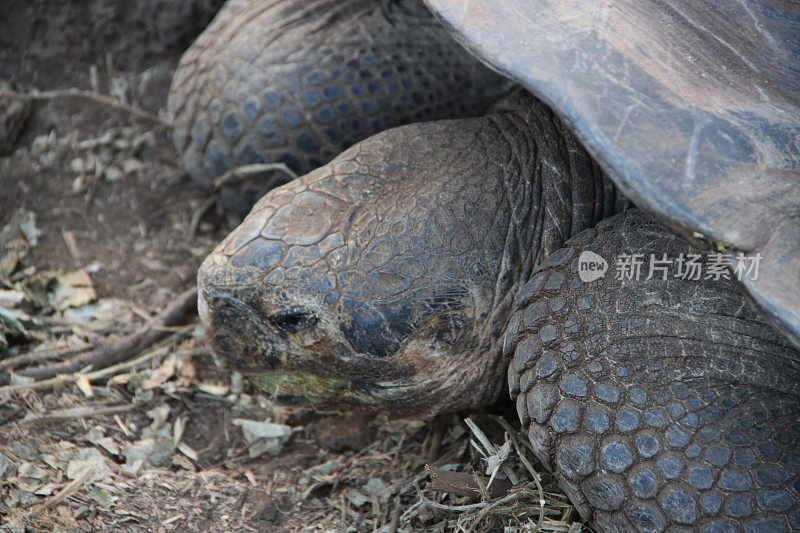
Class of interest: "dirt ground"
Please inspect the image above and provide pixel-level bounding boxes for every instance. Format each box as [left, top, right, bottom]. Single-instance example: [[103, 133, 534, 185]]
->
[[0, 2, 581, 531]]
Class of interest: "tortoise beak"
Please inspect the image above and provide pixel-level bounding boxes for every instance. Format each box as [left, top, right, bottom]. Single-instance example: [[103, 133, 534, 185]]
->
[[198, 287, 283, 373]]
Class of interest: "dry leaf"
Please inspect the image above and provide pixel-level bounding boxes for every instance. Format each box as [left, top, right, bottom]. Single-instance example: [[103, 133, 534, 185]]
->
[[75, 374, 93, 398], [176, 442, 198, 462], [143, 356, 176, 389], [49, 269, 96, 310], [196, 382, 229, 396]]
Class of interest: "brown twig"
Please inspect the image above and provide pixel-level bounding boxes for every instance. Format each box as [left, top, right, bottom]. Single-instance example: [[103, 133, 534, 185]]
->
[[1, 287, 197, 385], [0, 346, 91, 371], [213, 162, 299, 189], [0, 88, 167, 126], [16, 402, 142, 425], [0, 344, 199, 394], [187, 197, 218, 240]]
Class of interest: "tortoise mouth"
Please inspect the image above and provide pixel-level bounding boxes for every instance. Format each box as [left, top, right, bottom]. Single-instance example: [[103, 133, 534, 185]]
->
[[247, 369, 396, 411], [198, 289, 285, 373], [197, 255, 488, 417], [198, 287, 413, 412]]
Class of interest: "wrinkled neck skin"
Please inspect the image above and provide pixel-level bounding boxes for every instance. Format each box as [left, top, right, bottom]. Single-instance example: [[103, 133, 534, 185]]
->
[[198, 90, 623, 418]]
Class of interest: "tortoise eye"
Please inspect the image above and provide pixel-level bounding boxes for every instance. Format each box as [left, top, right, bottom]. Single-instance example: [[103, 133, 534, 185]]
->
[[433, 314, 466, 346], [269, 310, 316, 333]]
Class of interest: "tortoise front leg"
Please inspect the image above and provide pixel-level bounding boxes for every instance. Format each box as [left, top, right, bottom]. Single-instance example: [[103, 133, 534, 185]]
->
[[505, 211, 800, 532]]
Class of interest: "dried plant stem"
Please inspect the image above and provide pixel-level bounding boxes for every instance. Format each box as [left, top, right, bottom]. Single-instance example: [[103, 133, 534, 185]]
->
[[213, 162, 299, 189], [0, 88, 167, 126], [0, 287, 197, 387]]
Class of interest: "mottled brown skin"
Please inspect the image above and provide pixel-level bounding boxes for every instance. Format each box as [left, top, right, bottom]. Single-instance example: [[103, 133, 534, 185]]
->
[[198, 92, 625, 417]]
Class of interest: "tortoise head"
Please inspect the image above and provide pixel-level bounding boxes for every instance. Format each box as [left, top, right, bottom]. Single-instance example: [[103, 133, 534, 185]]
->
[[197, 132, 514, 418]]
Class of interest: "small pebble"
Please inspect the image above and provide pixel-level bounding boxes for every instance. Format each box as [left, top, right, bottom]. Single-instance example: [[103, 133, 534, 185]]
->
[[104, 165, 123, 181]]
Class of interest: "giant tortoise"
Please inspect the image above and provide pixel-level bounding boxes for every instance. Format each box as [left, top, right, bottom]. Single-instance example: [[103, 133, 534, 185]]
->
[[173, 0, 800, 530]]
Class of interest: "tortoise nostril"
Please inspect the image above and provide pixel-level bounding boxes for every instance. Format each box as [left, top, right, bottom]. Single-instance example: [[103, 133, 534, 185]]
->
[[269, 310, 316, 333]]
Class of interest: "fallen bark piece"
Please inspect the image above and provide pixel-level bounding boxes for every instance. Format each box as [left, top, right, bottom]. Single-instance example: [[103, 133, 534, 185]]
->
[[424, 465, 513, 500], [233, 418, 293, 457]]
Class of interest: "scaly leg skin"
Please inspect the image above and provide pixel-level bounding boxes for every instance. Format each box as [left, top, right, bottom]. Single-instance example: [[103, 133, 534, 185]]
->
[[505, 210, 800, 532], [168, 0, 509, 213]]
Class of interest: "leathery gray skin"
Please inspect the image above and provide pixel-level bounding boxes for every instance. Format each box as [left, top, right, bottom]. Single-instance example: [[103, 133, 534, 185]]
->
[[506, 211, 800, 532], [168, 0, 509, 213], [197, 91, 625, 417]]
